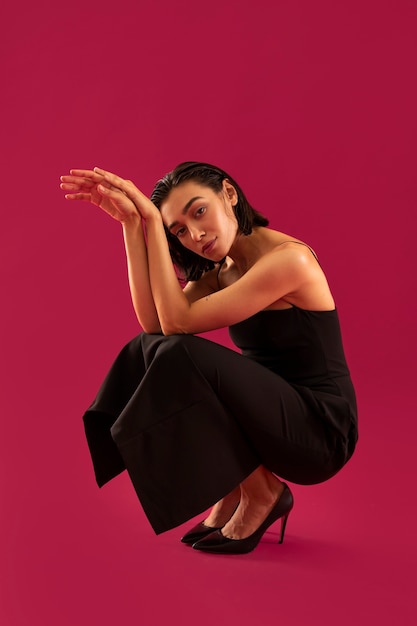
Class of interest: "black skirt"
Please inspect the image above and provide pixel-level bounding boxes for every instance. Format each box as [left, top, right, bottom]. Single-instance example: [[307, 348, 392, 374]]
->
[[83, 333, 357, 534]]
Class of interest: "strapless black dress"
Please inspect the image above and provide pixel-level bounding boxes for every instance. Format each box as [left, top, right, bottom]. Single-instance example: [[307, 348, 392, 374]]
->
[[83, 308, 357, 534]]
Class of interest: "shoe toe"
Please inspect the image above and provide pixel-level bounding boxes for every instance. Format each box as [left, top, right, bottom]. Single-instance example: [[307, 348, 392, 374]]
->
[[180, 522, 220, 544]]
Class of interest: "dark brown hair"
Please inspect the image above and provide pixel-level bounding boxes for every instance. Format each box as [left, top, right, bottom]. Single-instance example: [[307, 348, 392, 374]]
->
[[151, 161, 269, 281]]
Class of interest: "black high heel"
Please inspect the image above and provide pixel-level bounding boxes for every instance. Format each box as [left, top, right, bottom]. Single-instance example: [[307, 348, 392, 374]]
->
[[181, 502, 240, 544], [192, 483, 293, 554], [180, 521, 223, 544]]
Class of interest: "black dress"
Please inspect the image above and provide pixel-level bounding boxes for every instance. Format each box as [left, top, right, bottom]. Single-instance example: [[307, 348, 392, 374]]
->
[[83, 307, 358, 534]]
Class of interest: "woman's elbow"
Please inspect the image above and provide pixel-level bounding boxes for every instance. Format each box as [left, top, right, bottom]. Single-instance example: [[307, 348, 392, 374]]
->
[[139, 319, 163, 334], [160, 319, 189, 336]]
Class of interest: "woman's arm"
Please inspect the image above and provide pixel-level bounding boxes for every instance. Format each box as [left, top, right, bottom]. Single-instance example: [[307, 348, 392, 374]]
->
[[147, 213, 318, 334], [121, 217, 162, 333], [95, 169, 324, 335], [60, 169, 162, 333]]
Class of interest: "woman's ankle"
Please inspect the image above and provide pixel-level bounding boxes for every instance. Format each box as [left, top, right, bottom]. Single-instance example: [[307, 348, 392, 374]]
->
[[237, 469, 283, 511], [204, 486, 241, 527]]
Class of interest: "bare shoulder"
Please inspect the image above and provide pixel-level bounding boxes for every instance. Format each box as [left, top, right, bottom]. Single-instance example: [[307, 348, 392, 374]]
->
[[255, 232, 335, 310], [217, 232, 321, 289], [256, 229, 321, 274], [270, 239, 320, 270]]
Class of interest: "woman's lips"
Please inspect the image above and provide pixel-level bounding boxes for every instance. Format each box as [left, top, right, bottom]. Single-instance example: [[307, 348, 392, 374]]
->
[[202, 238, 216, 255]]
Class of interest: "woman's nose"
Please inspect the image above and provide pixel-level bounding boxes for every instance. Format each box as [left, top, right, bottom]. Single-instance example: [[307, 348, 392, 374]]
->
[[190, 227, 205, 242]]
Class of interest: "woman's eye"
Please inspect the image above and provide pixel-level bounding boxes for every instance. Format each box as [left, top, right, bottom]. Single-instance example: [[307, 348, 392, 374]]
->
[[196, 206, 206, 217], [175, 227, 186, 238]]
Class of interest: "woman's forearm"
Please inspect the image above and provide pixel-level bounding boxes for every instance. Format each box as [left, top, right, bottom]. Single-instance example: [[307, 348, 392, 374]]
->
[[122, 216, 162, 333], [145, 215, 191, 334]]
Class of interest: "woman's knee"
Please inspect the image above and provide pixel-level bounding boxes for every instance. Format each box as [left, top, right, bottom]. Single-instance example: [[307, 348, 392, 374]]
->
[[138, 332, 198, 363]]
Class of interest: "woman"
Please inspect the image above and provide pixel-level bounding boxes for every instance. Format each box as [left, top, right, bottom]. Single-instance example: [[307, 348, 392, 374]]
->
[[60, 161, 358, 554]]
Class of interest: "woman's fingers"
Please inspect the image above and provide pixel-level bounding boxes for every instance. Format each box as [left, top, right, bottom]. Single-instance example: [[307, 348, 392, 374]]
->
[[60, 181, 93, 193], [61, 175, 95, 186], [60, 167, 151, 223], [93, 167, 144, 199], [64, 192, 92, 201], [60, 169, 104, 190], [97, 184, 113, 196], [70, 169, 105, 182], [60, 171, 105, 196], [93, 167, 158, 221], [96, 184, 134, 207], [93, 167, 129, 190]]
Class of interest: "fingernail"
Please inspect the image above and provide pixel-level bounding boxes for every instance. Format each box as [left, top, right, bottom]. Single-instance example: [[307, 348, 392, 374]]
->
[[94, 167, 104, 173]]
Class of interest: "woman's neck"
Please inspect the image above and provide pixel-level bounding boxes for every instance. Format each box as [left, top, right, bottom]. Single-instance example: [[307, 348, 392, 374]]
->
[[228, 227, 273, 272]]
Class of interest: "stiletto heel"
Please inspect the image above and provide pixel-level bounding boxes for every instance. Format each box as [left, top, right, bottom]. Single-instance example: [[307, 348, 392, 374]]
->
[[192, 483, 294, 554], [279, 512, 290, 544]]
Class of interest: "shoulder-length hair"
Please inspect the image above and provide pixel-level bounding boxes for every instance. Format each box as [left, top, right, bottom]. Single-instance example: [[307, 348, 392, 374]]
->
[[150, 161, 269, 281]]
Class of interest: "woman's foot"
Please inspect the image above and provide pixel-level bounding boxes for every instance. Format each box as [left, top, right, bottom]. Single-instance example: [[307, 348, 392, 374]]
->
[[180, 485, 240, 544], [203, 485, 241, 528], [220, 467, 285, 540], [192, 476, 293, 554]]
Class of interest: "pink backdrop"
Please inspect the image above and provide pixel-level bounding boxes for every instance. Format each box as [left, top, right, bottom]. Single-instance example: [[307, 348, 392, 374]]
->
[[1, 1, 416, 625]]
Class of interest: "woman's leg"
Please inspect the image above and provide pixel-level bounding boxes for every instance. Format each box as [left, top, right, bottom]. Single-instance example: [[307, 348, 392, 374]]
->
[[85, 333, 261, 533], [221, 466, 285, 539], [84, 333, 344, 534], [197, 466, 286, 542], [203, 485, 241, 527]]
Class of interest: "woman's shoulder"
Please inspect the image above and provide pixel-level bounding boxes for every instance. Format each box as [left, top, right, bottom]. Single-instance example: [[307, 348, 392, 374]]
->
[[259, 230, 334, 310], [215, 231, 316, 291], [261, 228, 314, 252], [253, 229, 319, 268]]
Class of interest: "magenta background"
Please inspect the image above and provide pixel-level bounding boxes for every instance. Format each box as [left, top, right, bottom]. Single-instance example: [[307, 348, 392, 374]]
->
[[1, 1, 416, 625]]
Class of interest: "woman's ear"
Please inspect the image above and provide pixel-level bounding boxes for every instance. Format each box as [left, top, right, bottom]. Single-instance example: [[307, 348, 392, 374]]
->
[[222, 179, 238, 206]]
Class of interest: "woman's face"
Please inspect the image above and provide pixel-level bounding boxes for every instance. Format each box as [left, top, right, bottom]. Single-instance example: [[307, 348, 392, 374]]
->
[[160, 180, 239, 261]]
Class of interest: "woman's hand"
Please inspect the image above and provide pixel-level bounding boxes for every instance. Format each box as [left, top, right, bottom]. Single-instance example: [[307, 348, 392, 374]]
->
[[61, 167, 166, 332], [60, 169, 141, 224], [93, 167, 161, 222]]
